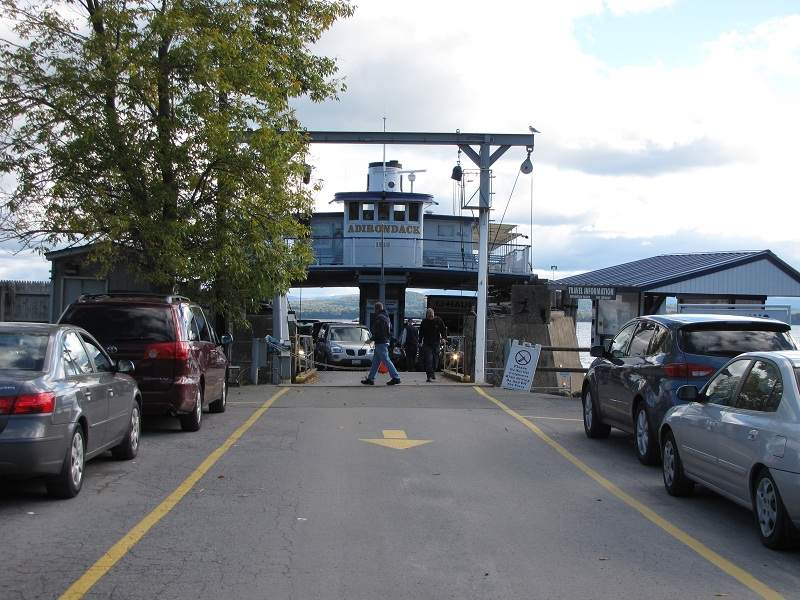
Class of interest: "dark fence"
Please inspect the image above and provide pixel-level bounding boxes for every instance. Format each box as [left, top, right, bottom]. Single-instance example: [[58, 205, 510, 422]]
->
[[0, 280, 51, 323]]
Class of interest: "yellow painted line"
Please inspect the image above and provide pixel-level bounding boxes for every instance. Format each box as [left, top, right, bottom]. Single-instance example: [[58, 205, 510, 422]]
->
[[473, 386, 783, 600], [383, 429, 408, 439], [520, 415, 582, 422], [59, 387, 291, 600]]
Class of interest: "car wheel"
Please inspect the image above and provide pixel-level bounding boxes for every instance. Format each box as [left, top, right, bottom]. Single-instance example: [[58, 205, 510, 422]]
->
[[582, 387, 610, 439], [46, 426, 85, 499], [661, 430, 693, 496], [753, 468, 796, 549], [209, 377, 227, 413], [112, 403, 141, 460], [180, 387, 203, 432], [634, 403, 659, 465]]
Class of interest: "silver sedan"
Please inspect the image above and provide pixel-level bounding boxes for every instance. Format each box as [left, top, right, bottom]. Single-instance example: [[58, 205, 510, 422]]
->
[[0, 323, 142, 498], [660, 350, 800, 549]]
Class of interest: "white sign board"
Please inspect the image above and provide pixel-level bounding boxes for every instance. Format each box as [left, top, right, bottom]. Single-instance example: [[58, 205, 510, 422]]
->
[[501, 341, 541, 391]]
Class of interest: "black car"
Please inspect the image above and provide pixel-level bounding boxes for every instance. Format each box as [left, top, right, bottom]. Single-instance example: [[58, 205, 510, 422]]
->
[[582, 314, 796, 465]]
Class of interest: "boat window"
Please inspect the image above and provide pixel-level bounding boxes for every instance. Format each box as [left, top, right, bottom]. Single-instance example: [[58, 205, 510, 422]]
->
[[378, 202, 390, 221], [348, 203, 359, 220], [393, 203, 406, 222], [362, 203, 374, 220], [409, 203, 420, 222]]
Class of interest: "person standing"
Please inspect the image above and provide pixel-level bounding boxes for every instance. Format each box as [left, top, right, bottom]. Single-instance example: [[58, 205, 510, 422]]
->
[[362, 302, 401, 385], [399, 318, 419, 371], [420, 308, 447, 382]]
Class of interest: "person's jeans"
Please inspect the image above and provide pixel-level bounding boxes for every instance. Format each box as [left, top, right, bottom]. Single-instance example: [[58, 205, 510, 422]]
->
[[423, 343, 438, 377], [366, 342, 400, 380]]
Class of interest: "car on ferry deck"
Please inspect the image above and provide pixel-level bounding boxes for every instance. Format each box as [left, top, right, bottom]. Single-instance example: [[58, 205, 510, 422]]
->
[[581, 314, 797, 465], [660, 350, 800, 549], [315, 323, 374, 370]]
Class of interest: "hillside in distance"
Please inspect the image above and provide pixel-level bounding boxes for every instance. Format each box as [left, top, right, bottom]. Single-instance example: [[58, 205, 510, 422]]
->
[[289, 291, 427, 320]]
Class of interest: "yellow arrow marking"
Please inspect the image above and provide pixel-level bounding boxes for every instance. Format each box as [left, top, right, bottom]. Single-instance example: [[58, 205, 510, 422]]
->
[[360, 429, 432, 450]]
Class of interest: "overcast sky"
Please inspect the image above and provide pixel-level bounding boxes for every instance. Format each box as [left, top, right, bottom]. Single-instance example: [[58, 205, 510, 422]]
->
[[3, 0, 800, 291]]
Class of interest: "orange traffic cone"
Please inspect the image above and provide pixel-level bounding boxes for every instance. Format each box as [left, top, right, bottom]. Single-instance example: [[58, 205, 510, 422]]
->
[[378, 361, 388, 374]]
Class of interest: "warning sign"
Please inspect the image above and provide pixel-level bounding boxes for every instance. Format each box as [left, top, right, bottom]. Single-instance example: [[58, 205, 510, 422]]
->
[[501, 341, 541, 391]]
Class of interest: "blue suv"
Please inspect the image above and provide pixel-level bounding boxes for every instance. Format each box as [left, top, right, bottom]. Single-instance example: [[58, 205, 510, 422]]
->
[[582, 314, 796, 465]]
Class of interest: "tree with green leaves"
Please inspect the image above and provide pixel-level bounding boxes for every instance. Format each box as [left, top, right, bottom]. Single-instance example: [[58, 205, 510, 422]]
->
[[0, 0, 353, 320]]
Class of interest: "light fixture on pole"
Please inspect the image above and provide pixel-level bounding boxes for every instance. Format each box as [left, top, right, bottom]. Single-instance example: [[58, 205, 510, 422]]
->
[[451, 147, 463, 181], [520, 145, 533, 175], [550, 265, 557, 281]]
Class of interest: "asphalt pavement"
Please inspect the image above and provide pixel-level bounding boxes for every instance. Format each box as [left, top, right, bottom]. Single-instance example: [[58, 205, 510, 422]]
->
[[2, 382, 799, 599]]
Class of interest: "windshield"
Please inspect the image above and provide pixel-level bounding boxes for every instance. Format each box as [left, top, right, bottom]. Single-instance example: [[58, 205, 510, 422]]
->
[[330, 327, 370, 343], [61, 305, 175, 343], [679, 327, 795, 357], [0, 333, 49, 371]]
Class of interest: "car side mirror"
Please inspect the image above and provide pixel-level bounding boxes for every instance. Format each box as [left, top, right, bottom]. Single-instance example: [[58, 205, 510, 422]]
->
[[219, 333, 234, 346], [116, 359, 135, 375], [677, 385, 699, 402], [590, 345, 605, 358]]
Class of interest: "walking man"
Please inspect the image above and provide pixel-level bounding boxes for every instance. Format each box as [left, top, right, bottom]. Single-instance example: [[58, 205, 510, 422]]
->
[[399, 317, 419, 371], [362, 302, 401, 385], [420, 308, 447, 382]]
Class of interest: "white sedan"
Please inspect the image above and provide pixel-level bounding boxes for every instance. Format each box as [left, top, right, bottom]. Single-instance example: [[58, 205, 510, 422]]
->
[[660, 350, 800, 549]]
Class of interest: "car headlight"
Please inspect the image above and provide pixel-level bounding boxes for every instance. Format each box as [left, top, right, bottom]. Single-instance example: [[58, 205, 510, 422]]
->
[[331, 344, 344, 353], [298, 349, 305, 356]]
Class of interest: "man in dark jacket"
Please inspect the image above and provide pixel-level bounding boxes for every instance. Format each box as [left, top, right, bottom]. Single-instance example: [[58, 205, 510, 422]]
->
[[399, 318, 419, 371], [420, 308, 447, 382], [362, 302, 401, 385]]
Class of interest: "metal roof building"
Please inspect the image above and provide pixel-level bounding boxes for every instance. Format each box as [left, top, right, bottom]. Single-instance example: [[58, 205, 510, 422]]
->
[[554, 250, 800, 345]]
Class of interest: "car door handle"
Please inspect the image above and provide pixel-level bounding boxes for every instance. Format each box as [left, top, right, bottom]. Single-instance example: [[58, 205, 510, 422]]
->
[[747, 429, 759, 441]]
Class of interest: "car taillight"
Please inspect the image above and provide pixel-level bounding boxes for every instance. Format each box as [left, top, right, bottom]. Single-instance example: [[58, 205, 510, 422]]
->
[[0, 396, 14, 415], [663, 363, 716, 378], [144, 341, 190, 360], [2, 392, 57, 415]]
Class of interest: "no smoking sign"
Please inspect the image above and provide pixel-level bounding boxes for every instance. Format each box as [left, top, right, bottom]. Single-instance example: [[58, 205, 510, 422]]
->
[[501, 341, 541, 391]]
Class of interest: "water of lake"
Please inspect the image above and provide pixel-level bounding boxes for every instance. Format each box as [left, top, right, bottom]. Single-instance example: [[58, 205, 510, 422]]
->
[[575, 321, 800, 369]]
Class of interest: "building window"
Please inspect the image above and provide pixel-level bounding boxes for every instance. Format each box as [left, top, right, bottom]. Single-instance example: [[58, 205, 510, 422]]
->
[[393, 203, 406, 222], [438, 224, 455, 238], [362, 203, 374, 220], [378, 202, 390, 221], [409, 202, 420, 222], [348, 202, 359, 220]]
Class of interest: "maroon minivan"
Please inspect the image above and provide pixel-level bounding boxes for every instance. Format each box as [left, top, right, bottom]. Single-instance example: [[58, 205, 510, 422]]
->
[[59, 294, 231, 432]]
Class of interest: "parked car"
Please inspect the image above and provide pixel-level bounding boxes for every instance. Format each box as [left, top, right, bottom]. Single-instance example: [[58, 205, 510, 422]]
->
[[59, 294, 231, 432], [582, 315, 796, 465], [0, 323, 141, 498], [315, 323, 374, 369], [660, 351, 800, 549]]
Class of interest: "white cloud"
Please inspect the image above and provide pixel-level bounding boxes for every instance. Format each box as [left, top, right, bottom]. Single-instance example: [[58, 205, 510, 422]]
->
[[296, 2, 800, 272], [0, 250, 51, 281]]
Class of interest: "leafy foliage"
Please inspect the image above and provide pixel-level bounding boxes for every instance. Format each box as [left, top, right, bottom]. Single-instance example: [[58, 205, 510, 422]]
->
[[0, 0, 353, 320]]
